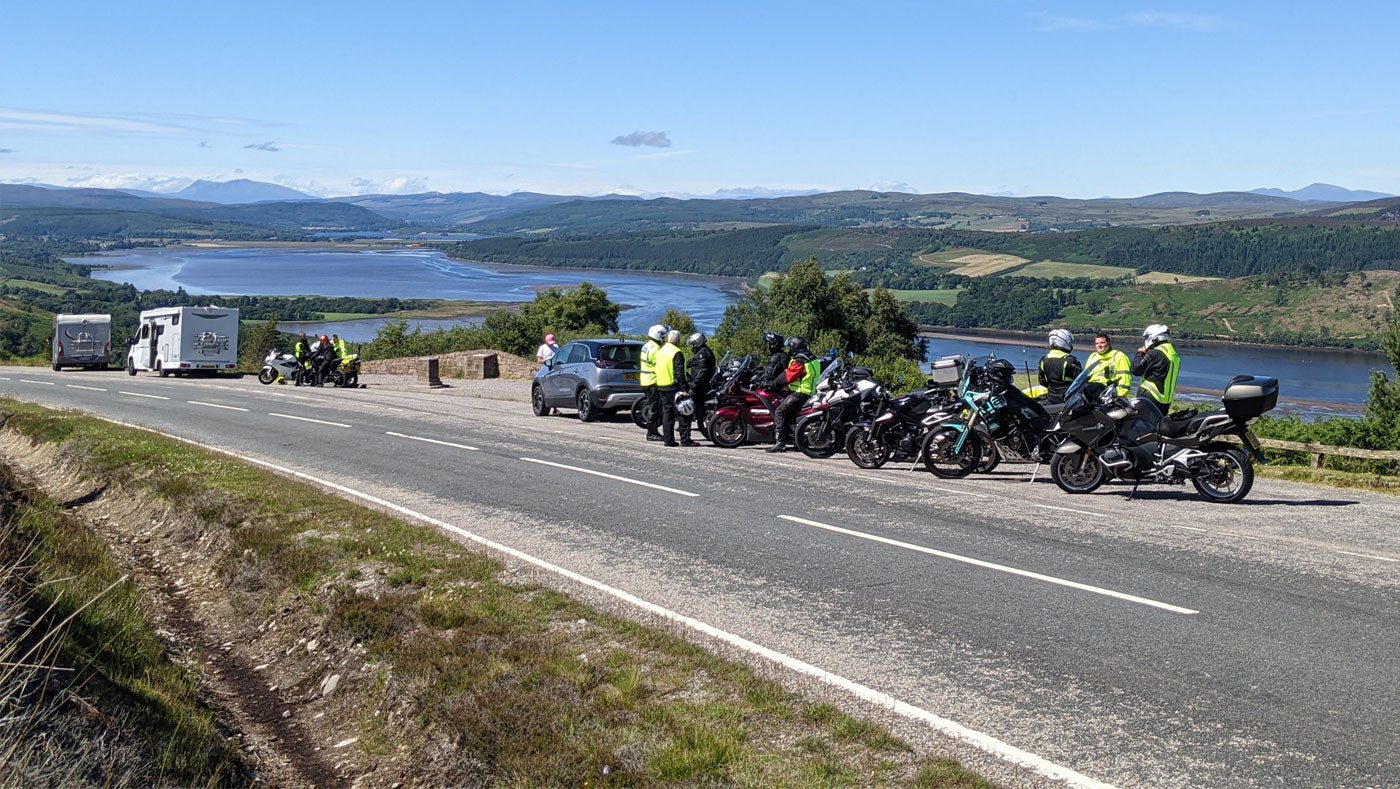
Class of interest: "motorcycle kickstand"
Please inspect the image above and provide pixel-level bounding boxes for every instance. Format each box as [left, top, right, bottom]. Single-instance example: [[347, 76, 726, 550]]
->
[[1028, 461, 1041, 484], [1128, 479, 1141, 501]]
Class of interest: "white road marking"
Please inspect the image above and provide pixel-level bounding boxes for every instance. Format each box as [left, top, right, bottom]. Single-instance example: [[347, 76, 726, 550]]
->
[[85, 415, 1109, 789], [268, 412, 350, 428], [66, 384, 108, 392], [119, 391, 169, 400], [19, 379, 54, 385], [386, 431, 478, 451], [189, 401, 250, 412], [1164, 524, 1209, 533], [519, 456, 699, 497], [1033, 503, 1108, 518], [932, 485, 991, 499], [1337, 550, 1398, 563], [779, 514, 1198, 615]]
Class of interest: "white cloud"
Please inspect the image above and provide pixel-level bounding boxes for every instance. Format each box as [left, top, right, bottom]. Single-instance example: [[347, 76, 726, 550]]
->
[[1034, 13, 1111, 31], [866, 181, 917, 193], [0, 108, 186, 135], [64, 173, 194, 192], [1126, 12, 1232, 32], [611, 131, 672, 148]]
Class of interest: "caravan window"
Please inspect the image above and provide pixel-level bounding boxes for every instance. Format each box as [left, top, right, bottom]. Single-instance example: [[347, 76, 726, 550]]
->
[[171, 314, 179, 326], [140, 324, 150, 340]]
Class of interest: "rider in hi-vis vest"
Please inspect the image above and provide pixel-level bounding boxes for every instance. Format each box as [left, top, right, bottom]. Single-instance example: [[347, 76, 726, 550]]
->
[[640, 323, 668, 441], [1133, 323, 1180, 415], [1085, 332, 1133, 397], [768, 336, 821, 453]]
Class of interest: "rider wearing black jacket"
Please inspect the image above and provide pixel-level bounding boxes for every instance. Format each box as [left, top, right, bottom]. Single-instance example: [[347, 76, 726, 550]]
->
[[682, 333, 715, 446], [758, 331, 788, 392]]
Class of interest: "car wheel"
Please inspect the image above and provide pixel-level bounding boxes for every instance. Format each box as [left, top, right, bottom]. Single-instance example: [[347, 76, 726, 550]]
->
[[577, 387, 597, 422], [127, 358, 137, 376], [532, 385, 549, 417], [156, 361, 168, 378]]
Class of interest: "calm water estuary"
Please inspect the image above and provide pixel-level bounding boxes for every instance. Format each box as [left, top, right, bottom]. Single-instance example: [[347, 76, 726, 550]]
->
[[83, 246, 1391, 413]]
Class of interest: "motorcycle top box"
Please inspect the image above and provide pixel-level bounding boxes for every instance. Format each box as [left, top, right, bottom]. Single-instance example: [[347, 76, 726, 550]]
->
[[928, 356, 966, 387], [1222, 375, 1279, 420]]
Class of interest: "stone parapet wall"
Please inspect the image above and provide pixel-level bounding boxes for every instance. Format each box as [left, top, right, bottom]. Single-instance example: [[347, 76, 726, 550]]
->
[[360, 349, 536, 380]]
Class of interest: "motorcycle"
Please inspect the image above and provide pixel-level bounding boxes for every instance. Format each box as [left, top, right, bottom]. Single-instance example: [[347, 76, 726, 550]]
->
[[792, 358, 882, 458], [921, 357, 1063, 478], [844, 385, 961, 469], [1047, 363, 1278, 503], [706, 355, 785, 448], [337, 353, 361, 388], [258, 349, 309, 385]]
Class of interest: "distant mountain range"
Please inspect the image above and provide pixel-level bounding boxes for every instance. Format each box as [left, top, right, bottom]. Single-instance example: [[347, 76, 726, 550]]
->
[[3, 179, 1397, 238], [1248, 183, 1394, 202]]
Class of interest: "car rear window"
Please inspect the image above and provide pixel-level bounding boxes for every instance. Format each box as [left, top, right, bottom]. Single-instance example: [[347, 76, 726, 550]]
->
[[597, 344, 640, 368]]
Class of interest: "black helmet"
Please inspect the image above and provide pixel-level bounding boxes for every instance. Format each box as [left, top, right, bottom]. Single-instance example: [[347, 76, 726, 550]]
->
[[985, 358, 1016, 386], [762, 331, 784, 352], [785, 335, 808, 353]]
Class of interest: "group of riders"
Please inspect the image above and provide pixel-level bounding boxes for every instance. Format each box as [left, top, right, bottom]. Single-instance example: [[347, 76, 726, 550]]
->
[[289, 331, 352, 386], [635, 321, 1183, 450]]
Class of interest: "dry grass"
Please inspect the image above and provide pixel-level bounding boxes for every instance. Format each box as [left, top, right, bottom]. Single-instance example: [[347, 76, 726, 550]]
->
[[947, 254, 1030, 277]]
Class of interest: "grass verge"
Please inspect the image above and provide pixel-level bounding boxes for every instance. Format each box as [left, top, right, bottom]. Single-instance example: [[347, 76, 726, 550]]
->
[[0, 397, 994, 786]]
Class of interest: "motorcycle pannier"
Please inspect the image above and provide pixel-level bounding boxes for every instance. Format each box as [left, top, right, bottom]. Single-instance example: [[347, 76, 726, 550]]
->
[[928, 356, 966, 386], [1222, 375, 1279, 420]]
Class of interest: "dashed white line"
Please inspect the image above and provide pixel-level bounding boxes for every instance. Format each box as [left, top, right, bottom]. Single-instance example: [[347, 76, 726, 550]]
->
[[119, 391, 169, 400], [386, 431, 478, 451], [268, 412, 350, 428], [189, 400, 250, 412], [19, 379, 54, 385], [519, 456, 699, 497], [1163, 524, 1209, 533], [778, 514, 1198, 615], [66, 384, 108, 392], [1337, 550, 1398, 563], [1033, 503, 1108, 518]]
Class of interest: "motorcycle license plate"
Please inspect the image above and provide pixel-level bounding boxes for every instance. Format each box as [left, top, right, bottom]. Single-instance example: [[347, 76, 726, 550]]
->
[[1242, 429, 1262, 452], [622, 373, 639, 381]]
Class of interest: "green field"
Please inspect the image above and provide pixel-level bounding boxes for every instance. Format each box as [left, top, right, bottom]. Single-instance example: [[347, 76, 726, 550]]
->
[[0, 278, 67, 294], [889, 288, 961, 305], [1010, 261, 1135, 279]]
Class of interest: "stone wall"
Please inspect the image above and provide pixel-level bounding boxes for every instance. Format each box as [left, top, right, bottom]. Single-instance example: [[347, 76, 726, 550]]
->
[[360, 349, 537, 380]]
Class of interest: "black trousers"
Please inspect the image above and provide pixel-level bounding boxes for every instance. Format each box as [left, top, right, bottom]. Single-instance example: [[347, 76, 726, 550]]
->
[[681, 388, 708, 442], [774, 392, 809, 444], [644, 385, 661, 434], [658, 387, 680, 444]]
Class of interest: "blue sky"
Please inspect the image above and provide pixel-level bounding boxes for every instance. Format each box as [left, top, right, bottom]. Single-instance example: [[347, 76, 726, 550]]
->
[[2, 1, 1396, 199]]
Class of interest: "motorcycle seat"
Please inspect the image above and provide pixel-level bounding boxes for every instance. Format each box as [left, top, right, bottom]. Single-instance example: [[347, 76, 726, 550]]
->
[[1158, 409, 1226, 439]]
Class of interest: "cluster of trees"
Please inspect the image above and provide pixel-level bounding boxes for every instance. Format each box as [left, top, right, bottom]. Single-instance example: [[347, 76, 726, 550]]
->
[[360, 282, 620, 361], [904, 277, 1097, 331], [448, 226, 801, 278]]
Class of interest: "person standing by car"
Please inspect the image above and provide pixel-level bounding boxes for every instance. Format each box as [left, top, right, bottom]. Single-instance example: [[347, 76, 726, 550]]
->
[[640, 324, 668, 441], [1133, 323, 1181, 415], [1038, 329, 1082, 404], [680, 332, 714, 447], [768, 336, 820, 453], [654, 330, 686, 447], [536, 333, 559, 365]]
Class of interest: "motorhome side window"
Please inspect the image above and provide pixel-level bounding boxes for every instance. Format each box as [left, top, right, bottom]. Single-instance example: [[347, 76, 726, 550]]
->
[[171, 314, 179, 326], [140, 325, 150, 340]]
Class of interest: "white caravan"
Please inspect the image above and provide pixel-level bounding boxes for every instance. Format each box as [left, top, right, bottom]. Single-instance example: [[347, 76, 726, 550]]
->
[[126, 306, 240, 376], [51, 313, 113, 370]]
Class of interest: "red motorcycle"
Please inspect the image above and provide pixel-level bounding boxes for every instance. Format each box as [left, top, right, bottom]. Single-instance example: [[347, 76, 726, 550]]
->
[[707, 355, 785, 448]]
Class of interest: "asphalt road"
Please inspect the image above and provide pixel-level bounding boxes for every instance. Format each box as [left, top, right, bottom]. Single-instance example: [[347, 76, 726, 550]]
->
[[2, 366, 1396, 788]]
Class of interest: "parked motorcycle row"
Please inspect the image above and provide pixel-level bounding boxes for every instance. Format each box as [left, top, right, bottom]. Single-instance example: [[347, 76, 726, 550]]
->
[[631, 352, 1280, 504], [257, 350, 362, 388]]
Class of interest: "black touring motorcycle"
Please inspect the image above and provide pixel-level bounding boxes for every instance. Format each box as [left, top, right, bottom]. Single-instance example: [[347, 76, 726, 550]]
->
[[1047, 362, 1278, 503]]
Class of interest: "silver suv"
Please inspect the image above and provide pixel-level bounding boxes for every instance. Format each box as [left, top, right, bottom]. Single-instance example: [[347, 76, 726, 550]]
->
[[531, 339, 644, 421]]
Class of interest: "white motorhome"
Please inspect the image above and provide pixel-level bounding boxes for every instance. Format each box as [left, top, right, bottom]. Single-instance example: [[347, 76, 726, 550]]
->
[[51, 313, 113, 370], [126, 306, 240, 376]]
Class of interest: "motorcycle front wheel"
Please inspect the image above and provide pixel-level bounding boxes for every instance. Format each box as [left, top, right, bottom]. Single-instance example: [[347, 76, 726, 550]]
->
[[922, 426, 981, 478], [845, 425, 890, 469], [257, 366, 277, 385], [1050, 449, 1105, 494], [707, 414, 747, 448], [631, 397, 652, 428], [794, 416, 839, 458], [976, 428, 1001, 473], [324, 370, 346, 388], [1192, 447, 1254, 504]]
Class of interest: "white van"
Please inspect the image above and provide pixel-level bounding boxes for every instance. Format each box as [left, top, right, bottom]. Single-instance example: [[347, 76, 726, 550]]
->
[[51, 313, 113, 370], [126, 306, 240, 377]]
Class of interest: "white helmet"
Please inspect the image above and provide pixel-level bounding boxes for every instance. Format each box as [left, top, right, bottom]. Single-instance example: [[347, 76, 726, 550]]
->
[[647, 324, 667, 342], [688, 332, 707, 349], [1048, 329, 1074, 352], [1143, 323, 1170, 347], [675, 392, 695, 416]]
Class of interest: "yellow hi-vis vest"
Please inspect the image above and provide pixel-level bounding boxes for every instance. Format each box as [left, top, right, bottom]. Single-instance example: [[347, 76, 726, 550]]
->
[[640, 339, 660, 386], [791, 358, 821, 395], [1086, 349, 1132, 396], [1139, 342, 1180, 408], [653, 343, 681, 387]]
